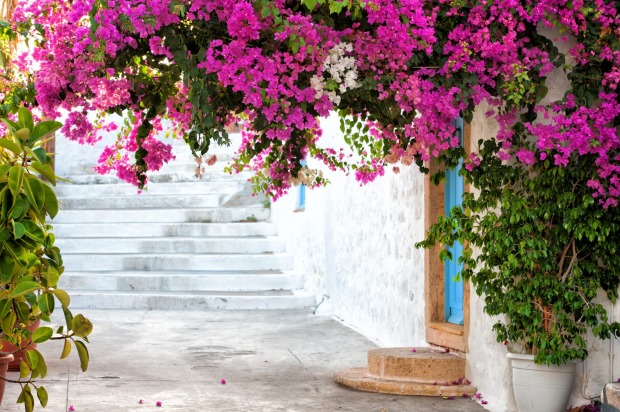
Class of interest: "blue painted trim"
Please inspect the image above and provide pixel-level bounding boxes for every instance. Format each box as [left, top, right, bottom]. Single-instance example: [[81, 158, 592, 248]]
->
[[444, 117, 465, 326]]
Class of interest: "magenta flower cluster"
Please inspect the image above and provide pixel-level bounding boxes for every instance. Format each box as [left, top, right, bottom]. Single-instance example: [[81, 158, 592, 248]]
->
[[10, 0, 620, 202]]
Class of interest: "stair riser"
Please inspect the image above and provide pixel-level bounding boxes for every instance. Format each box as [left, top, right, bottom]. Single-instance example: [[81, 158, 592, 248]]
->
[[57, 238, 285, 254], [52, 208, 270, 223], [56, 179, 245, 197], [61, 274, 303, 291], [52, 223, 278, 238], [62, 255, 294, 271], [67, 293, 315, 310], [60, 195, 226, 209]]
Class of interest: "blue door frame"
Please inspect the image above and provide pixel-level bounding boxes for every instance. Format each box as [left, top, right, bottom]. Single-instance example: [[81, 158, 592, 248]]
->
[[444, 117, 464, 325]]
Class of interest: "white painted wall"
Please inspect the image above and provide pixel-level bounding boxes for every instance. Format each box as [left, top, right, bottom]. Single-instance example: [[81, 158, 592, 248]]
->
[[271, 114, 427, 347]]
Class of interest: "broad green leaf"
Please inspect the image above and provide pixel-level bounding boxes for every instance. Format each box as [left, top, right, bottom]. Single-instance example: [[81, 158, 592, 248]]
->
[[11, 194, 27, 219], [33, 326, 53, 343], [14, 128, 30, 142], [24, 386, 34, 412], [0, 227, 10, 242], [0, 257, 14, 282], [41, 183, 58, 218], [60, 339, 71, 359], [25, 349, 38, 370], [33, 349, 47, 378], [12, 280, 40, 297], [302, 0, 318, 10], [32, 147, 47, 165], [0, 138, 21, 155], [75, 340, 89, 372], [62, 306, 73, 330], [17, 108, 34, 132], [22, 175, 45, 213], [1, 311, 16, 337], [22, 220, 45, 244], [38, 293, 54, 315], [1, 188, 11, 220], [16, 301, 30, 322], [30, 121, 61, 145], [8, 165, 24, 197], [53, 289, 70, 307], [29, 161, 56, 186], [45, 266, 60, 288], [36, 386, 48, 408], [0, 299, 11, 318], [12, 221, 25, 239], [72, 314, 93, 337], [19, 359, 30, 378]]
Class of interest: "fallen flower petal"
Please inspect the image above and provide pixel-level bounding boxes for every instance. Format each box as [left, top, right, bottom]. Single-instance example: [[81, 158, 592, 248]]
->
[[220, 378, 226, 385], [69, 407, 76, 412], [481, 400, 488, 405], [410, 348, 416, 352], [156, 401, 162, 407], [138, 400, 144, 404]]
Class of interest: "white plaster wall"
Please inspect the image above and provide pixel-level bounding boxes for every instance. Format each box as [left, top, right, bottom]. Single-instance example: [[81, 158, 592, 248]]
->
[[271, 114, 427, 347]]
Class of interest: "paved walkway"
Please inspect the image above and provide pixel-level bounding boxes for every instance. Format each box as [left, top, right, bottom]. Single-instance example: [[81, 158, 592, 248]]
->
[[3, 310, 487, 412]]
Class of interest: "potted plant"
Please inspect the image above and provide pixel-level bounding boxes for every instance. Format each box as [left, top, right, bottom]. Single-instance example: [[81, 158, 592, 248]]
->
[[0, 107, 92, 410], [417, 133, 620, 411]]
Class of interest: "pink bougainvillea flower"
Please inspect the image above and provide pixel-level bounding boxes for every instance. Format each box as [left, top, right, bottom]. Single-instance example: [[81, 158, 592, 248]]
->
[[156, 401, 162, 407], [220, 378, 227, 385], [68, 407, 76, 412], [474, 393, 483, 399], [481, 400, 488, 405], [410, 348, 416, 352], [138, 399, 144, 404], [206, 155, 218, 166]]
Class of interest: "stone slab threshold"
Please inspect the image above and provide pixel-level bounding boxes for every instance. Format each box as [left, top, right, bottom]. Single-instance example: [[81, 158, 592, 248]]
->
[[335, 347, 477, 397]]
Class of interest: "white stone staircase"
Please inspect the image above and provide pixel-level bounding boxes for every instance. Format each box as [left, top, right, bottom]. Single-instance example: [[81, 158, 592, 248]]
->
[[51, 136, 315, 310]]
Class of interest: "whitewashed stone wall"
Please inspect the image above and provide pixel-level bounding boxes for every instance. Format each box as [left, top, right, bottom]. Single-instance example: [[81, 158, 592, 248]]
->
[[271, 115, 427, 347]]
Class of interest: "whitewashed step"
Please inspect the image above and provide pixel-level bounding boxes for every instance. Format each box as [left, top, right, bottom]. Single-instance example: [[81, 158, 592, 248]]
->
[[62, 253, 294, 271], [52, 222, 278, 238], [60, 270, 303, 291], [66, 290, 316, 310], [60, 194, 225, 209], [56, 180, 246, 196], [57, 237, 285, 254], [52, 207, 270, 223]]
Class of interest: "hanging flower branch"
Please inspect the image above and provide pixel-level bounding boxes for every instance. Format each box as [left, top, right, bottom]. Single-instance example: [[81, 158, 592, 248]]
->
[[6, 0, 620, 202]]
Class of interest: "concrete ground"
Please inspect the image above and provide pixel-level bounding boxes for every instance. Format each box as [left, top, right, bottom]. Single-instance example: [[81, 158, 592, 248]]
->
[[3, 310, 487, 412]]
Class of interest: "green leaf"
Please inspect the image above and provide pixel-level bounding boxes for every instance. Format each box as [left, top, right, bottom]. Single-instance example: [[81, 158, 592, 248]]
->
[[29, 161, 56, 186], [60, 339, 71, 359], [41, 183, 58, 218], [72, 314, 93, 337], [0, 138, 21, 155], [33, 326, 53, 343], [52, 289, 70, 307], [22, 175, 45, 213], [12, 280, 40, 297], [45, 267, 60, 288], [0, 299, 11, 318], [23, 387, 35, 412], [19, 359, 30, 378], [38, 293, 54, 315], [1, 311, 16, 337], [12, 221, 25, 239], [25, 349, 38, 370], [33, 349, 47, 378], [75, 340, 90, 372], [18, 108, 34, 131], [14, 128, 30, 142], [29, 120, 61, 145], [36, 386, 48, 408], [0, 257, 14, 282], [22, 220, 45, 244], [302, 0, 318, 10], [32, 147, 47, 165], [8, 165, 24, 197]]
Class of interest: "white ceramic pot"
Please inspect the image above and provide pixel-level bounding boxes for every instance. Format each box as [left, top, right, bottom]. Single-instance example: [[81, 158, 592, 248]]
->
[[507, 353, 576, 412]]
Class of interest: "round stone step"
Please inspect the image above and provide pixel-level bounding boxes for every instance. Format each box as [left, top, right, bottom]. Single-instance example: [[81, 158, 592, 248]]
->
[[367, 347, 465, 383]]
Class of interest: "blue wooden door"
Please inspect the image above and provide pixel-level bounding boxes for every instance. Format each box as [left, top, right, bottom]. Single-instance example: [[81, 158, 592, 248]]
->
[[444, 117, 464, 325]]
